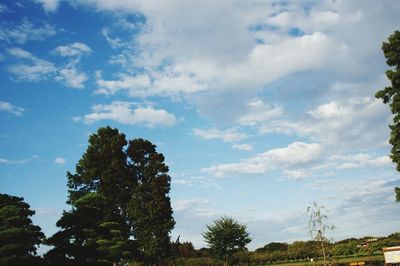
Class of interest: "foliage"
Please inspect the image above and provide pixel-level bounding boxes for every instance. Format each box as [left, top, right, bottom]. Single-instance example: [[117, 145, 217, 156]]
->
[[46, 127, 174, 265], [203, 216, 251, 266], [375, 30, 400, 201], [127, 138, 175, 265], [255, 242, 289, 253], [307, 202, 335, 266], [0, 193, 45, 266]]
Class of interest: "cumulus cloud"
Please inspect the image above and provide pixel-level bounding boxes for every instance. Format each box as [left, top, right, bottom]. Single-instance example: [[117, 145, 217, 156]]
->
[[260, 96, 391, 149], [238, 99, 283, 126], [74, 101, 177, 128], [54, 157, 66, 165], [95, 73, 151, 97], [0, 101, 25, 116], [0, 19, 56, 44], [95, 71, 205, 97], [204, 142, 322, 177], [193, 128, 247, 143]]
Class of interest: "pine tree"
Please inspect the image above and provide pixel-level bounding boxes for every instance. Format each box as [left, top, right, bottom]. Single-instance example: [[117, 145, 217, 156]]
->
[[0, 193, 45, 266], [127, 139, 175, 265]]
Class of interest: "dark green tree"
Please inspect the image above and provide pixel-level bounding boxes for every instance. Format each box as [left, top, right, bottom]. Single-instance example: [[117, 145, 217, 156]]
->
[[255, 242, 288, 253], [0, 193, 45, 266], [46, 127, 174, 265], [203, 216, 251, 266], [46, 127, 134, 266], [127, 139, 175, 265], [45, 193, 109, 266], [375, 30, 400, 201]]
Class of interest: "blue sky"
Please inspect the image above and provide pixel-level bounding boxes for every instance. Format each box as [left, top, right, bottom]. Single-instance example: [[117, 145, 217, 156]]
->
[[1, 0, 400, 250]]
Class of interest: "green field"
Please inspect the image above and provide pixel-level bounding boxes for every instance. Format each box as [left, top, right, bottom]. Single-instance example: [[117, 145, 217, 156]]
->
[[263, 254, 384, 266]]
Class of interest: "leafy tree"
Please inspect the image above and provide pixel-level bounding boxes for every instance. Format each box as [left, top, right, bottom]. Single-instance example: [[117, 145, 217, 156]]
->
[[127, 139, 175, 265], [307, 202, 334, 266], [0, 193, 45, 266], [203, 216, 251, 266], [255, 242, 288, 253], [375, 30, 400, 201], [45, 193, 109, 265], [46, 127, 174, 265]]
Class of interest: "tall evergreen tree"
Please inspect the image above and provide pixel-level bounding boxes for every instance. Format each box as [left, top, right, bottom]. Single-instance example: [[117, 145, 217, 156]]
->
[[46, 127, 135, 265], [46, 127, 175, 265], [45, 193, 107, 266], [0, 193, 45, 266], [375, 30, 400, 201], [127, 139, 175, 265]]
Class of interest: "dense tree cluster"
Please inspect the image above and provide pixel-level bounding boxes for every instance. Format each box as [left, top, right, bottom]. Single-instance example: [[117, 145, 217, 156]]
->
[[45, 127, 175, 266]]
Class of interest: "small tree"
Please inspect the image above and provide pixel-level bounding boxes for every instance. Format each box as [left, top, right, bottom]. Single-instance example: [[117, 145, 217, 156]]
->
[[0, 193, 45, 266], [307, 202, 334, 266], [203, 216, 251, 266]]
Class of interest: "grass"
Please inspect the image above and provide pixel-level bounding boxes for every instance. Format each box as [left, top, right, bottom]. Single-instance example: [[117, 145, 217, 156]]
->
[[263, 254, 384, 266]]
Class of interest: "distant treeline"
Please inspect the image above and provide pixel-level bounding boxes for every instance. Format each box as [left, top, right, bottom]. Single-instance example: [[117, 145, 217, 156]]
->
[[167, 233, 400, 266]]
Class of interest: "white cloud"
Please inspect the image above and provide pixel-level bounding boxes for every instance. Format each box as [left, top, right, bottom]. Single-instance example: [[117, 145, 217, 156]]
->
[[0, 101, 25, 116], [260, 96, 391, 149], [193, 128, 247, 143], [54, 42, 92, 57], [95, 73, 151, 97], [238, 99, 283, 126], [102, 28, 124, 49], [55, 66, 87, 89], [7, 48, 56, 82], [95, 71, 205, 97], [0, 19, 56, 44], [331, 153, 392, 169], [204, 142, 322, 177], [74, 101, 177, 128], [173, 198, 210, 212], [52, 43, 91, 88], [283, 170, 309, 180], [232, 143, 254, 151], [0, 158, 29, 165], [34, 0, 60, 12], [54, 157, 66, 165]]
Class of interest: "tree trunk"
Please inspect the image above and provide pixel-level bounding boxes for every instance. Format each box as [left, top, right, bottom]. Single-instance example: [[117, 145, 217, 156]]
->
[[320, 240, 326, 266]]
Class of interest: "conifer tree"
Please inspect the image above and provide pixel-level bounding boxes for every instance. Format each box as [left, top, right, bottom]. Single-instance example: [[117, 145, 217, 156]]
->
[[0, 193, 45, 266]]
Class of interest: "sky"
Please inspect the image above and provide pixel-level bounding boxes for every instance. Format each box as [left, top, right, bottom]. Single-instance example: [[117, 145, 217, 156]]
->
[[1, 0, 400, 251]]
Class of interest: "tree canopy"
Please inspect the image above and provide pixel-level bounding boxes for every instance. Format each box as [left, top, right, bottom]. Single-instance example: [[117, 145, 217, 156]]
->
[[203, 216, 251, 266], [375, 30, 400, 201], [0, 193, 45, 266], [46, 126, 174, 266], [127, 138, 175, 265]]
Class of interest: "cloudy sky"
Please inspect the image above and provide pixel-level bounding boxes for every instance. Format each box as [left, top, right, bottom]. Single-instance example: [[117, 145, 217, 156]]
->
[[1, 0, 400, 250]]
